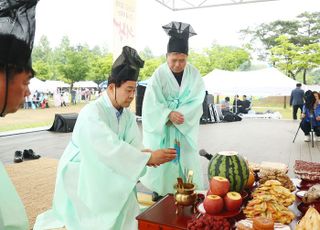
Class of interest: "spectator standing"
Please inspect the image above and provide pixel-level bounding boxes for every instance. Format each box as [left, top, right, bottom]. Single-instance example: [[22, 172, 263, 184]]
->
[[290, 83, 304, 120]]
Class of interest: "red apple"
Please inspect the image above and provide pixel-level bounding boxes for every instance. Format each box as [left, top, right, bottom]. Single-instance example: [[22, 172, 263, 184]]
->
[[224, 191, 243, 211], [210, 176, 230, 196], [203, 195, 224, 215], [207, 189, 214, 196]]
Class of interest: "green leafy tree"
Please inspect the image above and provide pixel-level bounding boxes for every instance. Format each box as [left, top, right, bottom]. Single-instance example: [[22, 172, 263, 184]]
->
[[139, 56, 165, 81], [139, 47, 155, 60], [188, 50, 210, 76], [272, 35, 320, 83], [87, 53, 113, 83], [32, 35, 55, 80], [189, 45, 250, 76], [32, 60, 50, 80], [58, 45, 90, 89]]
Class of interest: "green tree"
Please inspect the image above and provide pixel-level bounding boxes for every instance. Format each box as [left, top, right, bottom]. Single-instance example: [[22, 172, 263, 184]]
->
[[87, 53, 113, 83], [139, 47, 155, 60], [139, 56, 165, 81], [32, 35, 55, 80], [58, 45, 90, 88], [240, 20, 299, 61], [189, 45, 250, 76], [271, 35, 320, 83]]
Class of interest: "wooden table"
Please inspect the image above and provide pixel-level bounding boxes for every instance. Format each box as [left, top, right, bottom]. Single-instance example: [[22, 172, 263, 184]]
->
[[136, 194, 193, 230], [136, 192, 302, 230]]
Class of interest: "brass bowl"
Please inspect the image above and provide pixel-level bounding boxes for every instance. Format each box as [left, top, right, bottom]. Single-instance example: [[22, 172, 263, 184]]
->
[[174, 192, 197, 206], [173, 183, 196, 195], [173, 183, 197, 206]]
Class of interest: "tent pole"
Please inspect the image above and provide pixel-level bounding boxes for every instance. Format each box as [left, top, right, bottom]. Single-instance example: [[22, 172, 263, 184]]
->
[[283, 96, 286, 109]]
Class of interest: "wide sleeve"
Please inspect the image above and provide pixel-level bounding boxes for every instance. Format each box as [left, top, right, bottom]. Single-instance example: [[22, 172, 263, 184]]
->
[[75, 106, 151, 182], [175, 70, 205, 136], [142, 70, 172, 135]]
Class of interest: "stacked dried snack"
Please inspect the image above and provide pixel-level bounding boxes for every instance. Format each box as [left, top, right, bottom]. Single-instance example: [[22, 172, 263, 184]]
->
[[259, 168, 296, 192], [243, 180, 295, 225]]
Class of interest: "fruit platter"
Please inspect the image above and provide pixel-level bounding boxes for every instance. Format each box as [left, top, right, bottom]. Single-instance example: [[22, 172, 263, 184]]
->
[[186, 151, 318, 230]]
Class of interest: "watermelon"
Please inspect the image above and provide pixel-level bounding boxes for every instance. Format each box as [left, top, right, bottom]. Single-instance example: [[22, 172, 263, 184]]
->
[[208, 151, 249, 192]]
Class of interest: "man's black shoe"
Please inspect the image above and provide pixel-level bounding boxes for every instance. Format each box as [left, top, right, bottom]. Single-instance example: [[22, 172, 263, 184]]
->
[[14, 151, 23, 163], [152, 192, 163, 202], [23, 149, 41, 160]]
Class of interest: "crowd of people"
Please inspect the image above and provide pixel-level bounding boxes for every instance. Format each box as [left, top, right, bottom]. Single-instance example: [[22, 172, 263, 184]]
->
[[220, 95, 252, 115]]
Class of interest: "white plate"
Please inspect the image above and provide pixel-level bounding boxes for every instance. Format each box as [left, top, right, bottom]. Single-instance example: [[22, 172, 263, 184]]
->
[[296, 190, 307, 199], [236, 219, 291, 230]]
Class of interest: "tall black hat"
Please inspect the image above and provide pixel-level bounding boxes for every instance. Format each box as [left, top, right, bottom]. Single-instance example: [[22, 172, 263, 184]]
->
[[109, 46, 144, 82], [0, 0, 38, 69], [162, 21, 196, 55]]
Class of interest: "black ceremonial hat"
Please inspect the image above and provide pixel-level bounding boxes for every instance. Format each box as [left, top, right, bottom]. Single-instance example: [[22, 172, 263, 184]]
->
[[0, 0, 38, 69], [109, 46, 144, 82], [162, 21, 196, 55]]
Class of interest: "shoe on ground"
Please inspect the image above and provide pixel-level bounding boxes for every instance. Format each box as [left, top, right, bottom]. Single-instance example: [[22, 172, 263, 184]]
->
[[304, 135, 311, 142], [14, 151, 23, 163], [23, 149, 41, 160], [151, 192, 163, 202]]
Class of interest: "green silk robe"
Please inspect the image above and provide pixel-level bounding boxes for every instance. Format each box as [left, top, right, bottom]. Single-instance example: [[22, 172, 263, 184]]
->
[[140, 62, 205, 195], [0, 162, 29, 230], [34, 95, 150, 230]]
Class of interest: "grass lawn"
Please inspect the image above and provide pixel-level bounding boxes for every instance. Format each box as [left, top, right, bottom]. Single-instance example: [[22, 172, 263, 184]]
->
[[0, 96, 295, 132], [0, 103, 86, 132]]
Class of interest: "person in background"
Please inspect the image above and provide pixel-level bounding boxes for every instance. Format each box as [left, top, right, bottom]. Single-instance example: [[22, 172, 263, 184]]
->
[[233, 95, 243, 114], [240, 95, 251, 114], [34, 46, 176, 230], [0, 0, 39, 229], [220, 96, 230, 115], [290, 83, 304, 120], [301, 91, 320, 142], [140, 21, 205, 202]]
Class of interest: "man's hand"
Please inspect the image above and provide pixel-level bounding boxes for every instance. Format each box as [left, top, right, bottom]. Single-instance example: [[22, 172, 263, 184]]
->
[[147, 148, 176, 167], [169, 111, 184, 124]]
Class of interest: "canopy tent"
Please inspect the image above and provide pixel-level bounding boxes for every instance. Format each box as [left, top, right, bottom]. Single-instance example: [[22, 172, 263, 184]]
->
[[29, 77, 46, 93], [155, 0, 279, 11], [99, 81, 108, 89], [203, 67, 301, 96], [303, 85, 320, 92], [73, 81, 98, 88], [44, 80, 70, 93]]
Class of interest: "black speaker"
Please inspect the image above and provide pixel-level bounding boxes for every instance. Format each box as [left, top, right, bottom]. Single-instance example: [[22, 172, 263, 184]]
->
[[49, 113, 78, 132], [136, 84, 146, 117]]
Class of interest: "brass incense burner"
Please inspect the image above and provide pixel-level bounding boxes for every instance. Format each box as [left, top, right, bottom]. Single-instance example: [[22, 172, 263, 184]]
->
[[173, 182, 197, 214]]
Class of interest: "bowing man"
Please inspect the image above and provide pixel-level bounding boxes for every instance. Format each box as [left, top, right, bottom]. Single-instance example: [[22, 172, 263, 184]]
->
[[34, 46, 176, 230]]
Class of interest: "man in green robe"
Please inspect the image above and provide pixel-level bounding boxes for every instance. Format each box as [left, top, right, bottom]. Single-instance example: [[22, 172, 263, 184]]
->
[[34, 46, 176, 230], [140, 22, 206, 201], [0, 0, 39, 229]]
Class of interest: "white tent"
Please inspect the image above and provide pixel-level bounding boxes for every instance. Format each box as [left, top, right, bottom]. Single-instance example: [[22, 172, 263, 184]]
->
[[73, 81, 98, 88], [203, 67, 301, 96], [29, 77, 46, 93], [44, 80, 70, 93]]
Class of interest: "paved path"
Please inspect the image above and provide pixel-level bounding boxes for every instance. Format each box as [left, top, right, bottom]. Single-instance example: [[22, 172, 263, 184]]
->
[[1, 118, 320, 188]]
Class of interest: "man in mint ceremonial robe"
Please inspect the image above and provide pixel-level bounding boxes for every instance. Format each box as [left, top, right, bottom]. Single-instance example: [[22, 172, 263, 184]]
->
[[34, 46, 176, 230], [0, 0, 39, 229], [140, 22, 205, 201]]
